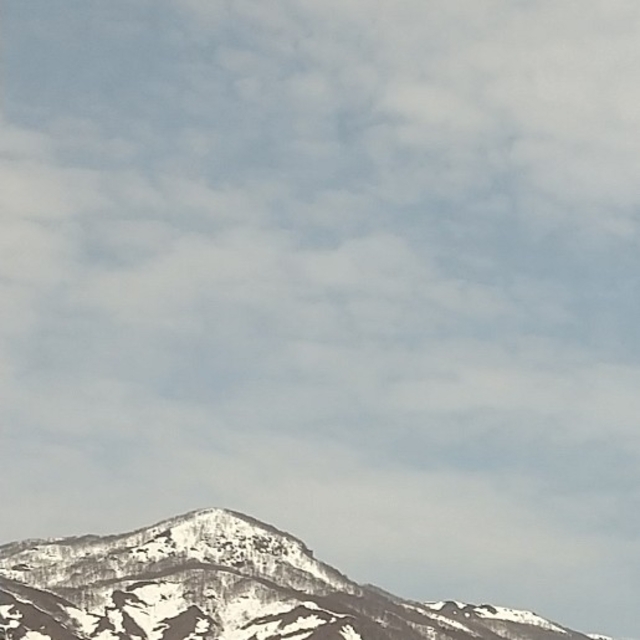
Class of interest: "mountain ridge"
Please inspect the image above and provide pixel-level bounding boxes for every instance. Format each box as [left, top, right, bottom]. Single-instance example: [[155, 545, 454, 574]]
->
[[0, 508, 614, 640]]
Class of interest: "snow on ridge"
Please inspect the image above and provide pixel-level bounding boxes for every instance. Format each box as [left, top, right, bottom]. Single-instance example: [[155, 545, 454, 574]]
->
[[473, 604, 567, 633], [301, 601, 350, 619], [139, 508, 311, 554], [421, 601, 568, 635], [423, 601, 467, 611]]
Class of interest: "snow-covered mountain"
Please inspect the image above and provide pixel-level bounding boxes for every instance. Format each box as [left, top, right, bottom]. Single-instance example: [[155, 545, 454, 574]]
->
[[0, 508, 607, 640]]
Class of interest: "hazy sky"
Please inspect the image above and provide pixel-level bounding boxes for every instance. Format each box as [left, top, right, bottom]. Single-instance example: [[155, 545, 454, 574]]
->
[[2, 1, 640, 637]]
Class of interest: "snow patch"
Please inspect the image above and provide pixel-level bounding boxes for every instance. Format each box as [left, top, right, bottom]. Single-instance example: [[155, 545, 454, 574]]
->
[[219, 593, 297, 634], [301, 601, 349, 619], [183, 616, 212, 640], [65, 605, 100, 634], [281, 614, 324, 634], [223, 602, 335, 640], [474, 604, 567, 633], [237, 614, 324, 640], [429, 613, 479, 636], [23, 632, 52, 640], [0, 603, 22, 629], [124, 581, 187, 640], [423, 601, 466, 611], [0, 604, 21, 620], [340, 625, 362, 640], [280, 633, 313, 640]]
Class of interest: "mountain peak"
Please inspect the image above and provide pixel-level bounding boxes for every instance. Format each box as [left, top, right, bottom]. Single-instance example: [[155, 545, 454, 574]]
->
[[0, 507, 355, 600], [149, 507, 312, 554], [0, 509, 612, 640]]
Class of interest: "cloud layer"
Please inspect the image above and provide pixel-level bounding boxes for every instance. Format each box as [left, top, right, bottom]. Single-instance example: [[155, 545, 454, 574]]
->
[[2, 1, 640, 637]]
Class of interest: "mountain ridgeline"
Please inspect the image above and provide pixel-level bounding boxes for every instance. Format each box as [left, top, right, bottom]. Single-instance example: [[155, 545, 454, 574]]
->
[[0, 509, 605, 640]]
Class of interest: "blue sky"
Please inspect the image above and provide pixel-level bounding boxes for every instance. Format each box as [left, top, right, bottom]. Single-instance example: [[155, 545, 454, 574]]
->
[[2, 1, 640, 637]]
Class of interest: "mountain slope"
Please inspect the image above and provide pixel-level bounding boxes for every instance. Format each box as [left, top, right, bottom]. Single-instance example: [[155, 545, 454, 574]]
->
[[0, 508, 604, 640]]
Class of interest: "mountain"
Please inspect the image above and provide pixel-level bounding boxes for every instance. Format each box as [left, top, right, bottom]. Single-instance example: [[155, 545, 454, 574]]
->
[[0, 508, 604, 640]]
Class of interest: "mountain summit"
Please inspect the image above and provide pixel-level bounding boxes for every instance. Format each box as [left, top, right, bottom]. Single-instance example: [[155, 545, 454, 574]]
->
[[0, 508, 602, 640]]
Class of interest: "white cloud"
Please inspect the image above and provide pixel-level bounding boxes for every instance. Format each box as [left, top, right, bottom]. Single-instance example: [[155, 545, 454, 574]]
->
[[173, 0, 640, 236]]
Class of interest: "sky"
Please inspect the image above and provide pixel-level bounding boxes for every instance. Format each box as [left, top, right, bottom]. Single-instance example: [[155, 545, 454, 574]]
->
[[1, 1, 640, 637]]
